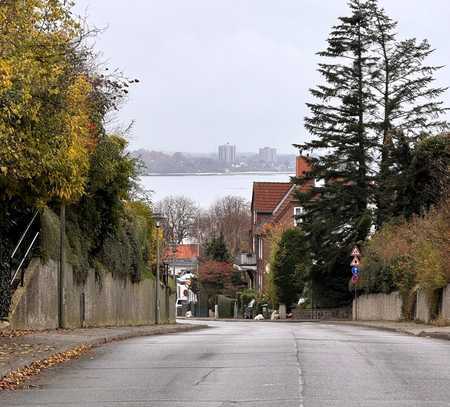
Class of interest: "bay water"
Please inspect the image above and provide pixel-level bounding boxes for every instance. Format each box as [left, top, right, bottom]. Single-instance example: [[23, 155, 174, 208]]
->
[[140, 172, 293, 208]]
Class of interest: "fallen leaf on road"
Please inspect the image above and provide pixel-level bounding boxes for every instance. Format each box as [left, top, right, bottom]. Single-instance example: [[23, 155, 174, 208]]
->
[[0, 330, 35, 338], [0, 344, 91, 391]]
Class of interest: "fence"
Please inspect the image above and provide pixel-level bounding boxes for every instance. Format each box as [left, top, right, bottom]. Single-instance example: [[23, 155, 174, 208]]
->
[[217, 295, 236, 319], [293, 306, 352, 320]]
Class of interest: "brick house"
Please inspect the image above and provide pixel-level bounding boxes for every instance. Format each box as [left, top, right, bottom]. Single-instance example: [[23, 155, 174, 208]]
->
[[250, 155, 313, 293]]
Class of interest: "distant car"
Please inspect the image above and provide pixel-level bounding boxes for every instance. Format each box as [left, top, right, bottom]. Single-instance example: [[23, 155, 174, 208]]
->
[[178, 273, 194, 283]]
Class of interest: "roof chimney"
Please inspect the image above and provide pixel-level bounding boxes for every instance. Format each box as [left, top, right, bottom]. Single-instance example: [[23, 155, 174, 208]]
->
[[296, 154, 311, 178]]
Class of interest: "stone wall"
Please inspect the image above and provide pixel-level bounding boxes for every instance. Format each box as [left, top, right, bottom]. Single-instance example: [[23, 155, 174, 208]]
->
[[9, 258, 175, 330], [353, 292, 402, 321]]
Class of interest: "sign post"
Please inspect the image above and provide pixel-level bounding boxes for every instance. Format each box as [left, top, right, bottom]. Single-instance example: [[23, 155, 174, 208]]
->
[[350, 246, 361, 321]]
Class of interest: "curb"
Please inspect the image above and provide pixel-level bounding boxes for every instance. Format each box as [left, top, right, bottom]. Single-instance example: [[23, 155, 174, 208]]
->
[[0, 323, 208, 383], [179, 317, 322, 323], [81, 323, 209, 348], [322, 320, 450, 341], [183, 318, 450, 341], [418, 331, 450, 341]]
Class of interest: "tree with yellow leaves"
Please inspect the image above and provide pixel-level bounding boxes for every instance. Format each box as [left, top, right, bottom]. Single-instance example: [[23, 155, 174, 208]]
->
[[0, 0, 97, 205]]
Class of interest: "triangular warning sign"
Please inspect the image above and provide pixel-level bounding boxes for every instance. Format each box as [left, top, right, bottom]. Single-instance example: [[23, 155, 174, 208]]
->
[[350, 257, 360, 267], [351, 247, 361, 257]]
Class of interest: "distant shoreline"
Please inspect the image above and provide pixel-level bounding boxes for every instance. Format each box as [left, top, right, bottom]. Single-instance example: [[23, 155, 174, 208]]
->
[[142, 171, 294, 177]]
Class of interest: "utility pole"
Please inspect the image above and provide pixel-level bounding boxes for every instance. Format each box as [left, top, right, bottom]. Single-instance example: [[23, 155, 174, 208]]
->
[[58, 203, 65, 329], [156, 220, 161, 325], [153, 213, 166, 325]]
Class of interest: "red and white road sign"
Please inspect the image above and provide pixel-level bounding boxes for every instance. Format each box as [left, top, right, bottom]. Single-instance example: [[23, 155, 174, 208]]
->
[[351, 246, 361, 257], [350, 257, 360, 267], [351, 275, 359, 284]]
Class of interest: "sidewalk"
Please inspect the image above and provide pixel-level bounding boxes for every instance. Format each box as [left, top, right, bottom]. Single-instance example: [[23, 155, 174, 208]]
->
[[331, 320, 450, 340], [0, 323, 207, 385], [181, 317, 450, 341]]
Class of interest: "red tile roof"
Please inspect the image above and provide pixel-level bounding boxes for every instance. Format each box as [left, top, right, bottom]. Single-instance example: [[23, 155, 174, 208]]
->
[[165, 244, 199, 260], [251, 182, 292, 213]]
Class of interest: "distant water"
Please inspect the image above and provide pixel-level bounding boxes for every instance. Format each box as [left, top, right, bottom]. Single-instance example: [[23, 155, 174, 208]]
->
[[140, 172, 293, 208]]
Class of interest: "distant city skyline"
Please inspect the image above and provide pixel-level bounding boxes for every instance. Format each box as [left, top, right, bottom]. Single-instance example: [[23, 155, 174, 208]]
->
[[134, 145, 293, 157]]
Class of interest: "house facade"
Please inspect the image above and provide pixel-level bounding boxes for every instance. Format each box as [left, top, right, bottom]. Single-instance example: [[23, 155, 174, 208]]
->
[[164, 244, 199, 302], [250, 155, 313, 293]]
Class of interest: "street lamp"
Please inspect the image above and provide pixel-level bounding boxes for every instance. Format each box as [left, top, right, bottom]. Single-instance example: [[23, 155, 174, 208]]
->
[[153, 213, 166, 325]]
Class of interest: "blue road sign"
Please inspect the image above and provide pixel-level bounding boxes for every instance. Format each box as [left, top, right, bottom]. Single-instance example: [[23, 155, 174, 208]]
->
[[352, 266, 359, 275]]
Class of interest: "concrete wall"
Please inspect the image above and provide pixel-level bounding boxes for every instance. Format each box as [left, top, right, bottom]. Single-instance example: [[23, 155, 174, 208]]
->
[[415, 289, 431, 323], [353, 292, 402, 321], [353, 286, 450, 322], [9, 259, 58, 330], [442, 285, 450, 320], [10, 258, 175, 330]]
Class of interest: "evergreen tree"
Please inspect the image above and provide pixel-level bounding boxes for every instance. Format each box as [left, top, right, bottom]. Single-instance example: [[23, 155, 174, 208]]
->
[[295, 0, 376, 306], [204, 233, 230, 262], [368, 2, 448, 225], [295, 0, 449, 307]]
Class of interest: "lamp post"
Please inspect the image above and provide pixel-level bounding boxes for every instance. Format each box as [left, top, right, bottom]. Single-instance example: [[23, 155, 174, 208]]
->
[[153, 214, 166, 325]]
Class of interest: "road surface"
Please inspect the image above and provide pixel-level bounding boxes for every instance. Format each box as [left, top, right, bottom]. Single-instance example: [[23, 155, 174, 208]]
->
[[1, 321, 450, 406]]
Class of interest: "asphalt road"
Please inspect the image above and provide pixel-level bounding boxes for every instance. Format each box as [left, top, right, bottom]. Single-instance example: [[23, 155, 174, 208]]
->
[[1, 321, 450, 407]]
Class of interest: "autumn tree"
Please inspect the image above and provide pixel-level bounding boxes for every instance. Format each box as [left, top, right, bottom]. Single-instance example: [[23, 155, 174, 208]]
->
[[196, 260, 236, 303], [0, 0, 93, 204], [0, 0, 139, 317]]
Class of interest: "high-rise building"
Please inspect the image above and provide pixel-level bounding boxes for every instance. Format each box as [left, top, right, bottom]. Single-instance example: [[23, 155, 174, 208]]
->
[[218, 143, 236, 163], [258, 147, 277, 163]]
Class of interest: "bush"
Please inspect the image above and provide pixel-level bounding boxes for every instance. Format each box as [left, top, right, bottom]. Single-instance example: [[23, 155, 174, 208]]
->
[[39, 202, 155, 284], [270, 228, 310, 309], [360, 197, 450, 318]]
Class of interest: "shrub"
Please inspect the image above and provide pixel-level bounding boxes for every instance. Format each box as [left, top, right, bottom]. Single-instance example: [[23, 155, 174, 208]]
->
[[270, 228, 310, 310], [360, 197, 450, 319]]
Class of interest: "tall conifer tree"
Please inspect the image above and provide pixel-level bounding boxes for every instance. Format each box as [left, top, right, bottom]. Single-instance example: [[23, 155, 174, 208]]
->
[[368, 2, 448, 225], [295, 0, 448, 306], [295, 0, 376, 306]]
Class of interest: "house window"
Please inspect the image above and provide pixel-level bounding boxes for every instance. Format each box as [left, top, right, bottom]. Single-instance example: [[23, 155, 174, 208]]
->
[[294, 207, 304, 226]]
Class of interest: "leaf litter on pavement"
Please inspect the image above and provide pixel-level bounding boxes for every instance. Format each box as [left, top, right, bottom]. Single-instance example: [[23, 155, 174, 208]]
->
[[0, 344, 91, 391]]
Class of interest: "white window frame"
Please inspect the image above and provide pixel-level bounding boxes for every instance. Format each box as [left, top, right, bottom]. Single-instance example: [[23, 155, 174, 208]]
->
[[258, 238, 263, 260]]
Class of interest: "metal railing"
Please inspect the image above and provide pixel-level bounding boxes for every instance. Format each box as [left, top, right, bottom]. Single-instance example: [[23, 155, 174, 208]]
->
[[10, 210, 40, 287]]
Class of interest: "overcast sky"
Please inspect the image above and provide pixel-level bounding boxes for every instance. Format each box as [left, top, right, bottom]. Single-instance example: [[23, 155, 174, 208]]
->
[[73, 0, 450, 154]]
